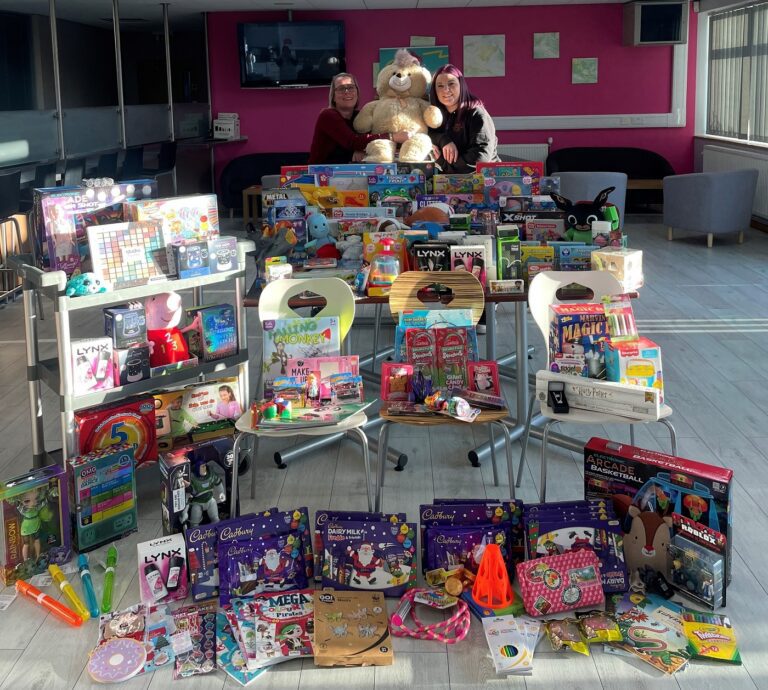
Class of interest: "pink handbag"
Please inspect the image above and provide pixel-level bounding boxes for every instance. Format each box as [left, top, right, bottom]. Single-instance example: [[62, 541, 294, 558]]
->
[[515, 549, 605, 617]]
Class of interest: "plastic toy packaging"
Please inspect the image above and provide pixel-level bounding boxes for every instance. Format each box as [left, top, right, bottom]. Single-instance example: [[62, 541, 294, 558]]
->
[[545, 618, 590, 655], [602, 295, 638, 342], [577, 611, 622, 644]]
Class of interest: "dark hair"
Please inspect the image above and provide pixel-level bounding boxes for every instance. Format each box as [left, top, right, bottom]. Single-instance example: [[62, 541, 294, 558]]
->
[[429, 64, 483, 130]]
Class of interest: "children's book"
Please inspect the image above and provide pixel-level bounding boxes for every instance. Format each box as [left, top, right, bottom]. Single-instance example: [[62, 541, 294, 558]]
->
[[613, 593, 690, 675], [262, 317, 341, 398], [216, 610, 267, 686]]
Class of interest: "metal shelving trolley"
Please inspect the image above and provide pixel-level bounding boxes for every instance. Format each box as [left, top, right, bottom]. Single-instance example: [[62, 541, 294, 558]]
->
[[9, 238, 254, 471]]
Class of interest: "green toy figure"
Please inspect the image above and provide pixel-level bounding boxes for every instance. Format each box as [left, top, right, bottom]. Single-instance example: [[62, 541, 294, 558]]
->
[[551, 187, 615, 243], [185, 462, 224, 528], [14, 487, 55, 564]]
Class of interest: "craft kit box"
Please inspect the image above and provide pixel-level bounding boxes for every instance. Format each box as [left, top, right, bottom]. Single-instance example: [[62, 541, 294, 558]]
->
[[605, 337, 664, 401], [67, 443, 138, 552], [0, 464, 71, 585], [123, 193, 220, 245], [184, 304, 238, 363], [313, 590, 393, 667], [584, 437, 733, 583]]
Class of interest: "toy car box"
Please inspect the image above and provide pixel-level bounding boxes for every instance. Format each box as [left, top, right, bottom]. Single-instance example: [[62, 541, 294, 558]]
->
[[584, 437, 733, 583], [605, 336, 664, 402]]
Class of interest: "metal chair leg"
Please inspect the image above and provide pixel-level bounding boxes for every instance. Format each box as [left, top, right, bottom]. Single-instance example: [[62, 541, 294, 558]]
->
[[629, 424, 635, 447], [494, 421, 515, 500], [659, 418, 677, 455], [350, 427, 373, 512], [488, 424, 499, 487], [540, 419, 557, 503], [375, 422, 390, 512], [231, 432, 243, 514], [249, 435, 261, 500], [516, 395, 537, 488]]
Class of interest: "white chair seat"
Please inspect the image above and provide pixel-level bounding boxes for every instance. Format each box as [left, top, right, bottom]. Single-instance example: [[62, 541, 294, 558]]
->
[[235, 410, 368, 437], [537, 402, 673, 426]]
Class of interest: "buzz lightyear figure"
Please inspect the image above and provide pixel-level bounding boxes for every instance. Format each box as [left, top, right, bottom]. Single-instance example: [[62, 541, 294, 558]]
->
[[186, 462, 224, 528]]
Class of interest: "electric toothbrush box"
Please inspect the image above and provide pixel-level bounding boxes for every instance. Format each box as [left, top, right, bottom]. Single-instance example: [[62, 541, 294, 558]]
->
[[137, 533, 188, 605], [71, 338, 115, 396], [112, 344, 151, 387]]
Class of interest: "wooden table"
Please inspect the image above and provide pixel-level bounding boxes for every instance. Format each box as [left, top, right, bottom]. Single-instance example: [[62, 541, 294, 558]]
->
[[627, 179, 664, 190], [242, 184, 263, 224]]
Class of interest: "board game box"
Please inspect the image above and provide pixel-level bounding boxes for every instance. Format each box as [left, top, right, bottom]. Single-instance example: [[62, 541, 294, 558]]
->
[[74, 397, 158, 467], [67, 443, 138, 552], [123, 193, 219, 245], [0, 464, 71, 585]]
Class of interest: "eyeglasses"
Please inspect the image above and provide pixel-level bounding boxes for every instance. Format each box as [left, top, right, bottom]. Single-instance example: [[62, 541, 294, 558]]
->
[[334, 85, 357, 93]]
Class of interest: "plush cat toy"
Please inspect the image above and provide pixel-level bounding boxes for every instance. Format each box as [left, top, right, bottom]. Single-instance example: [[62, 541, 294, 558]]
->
[[550, 187, 615, 243]]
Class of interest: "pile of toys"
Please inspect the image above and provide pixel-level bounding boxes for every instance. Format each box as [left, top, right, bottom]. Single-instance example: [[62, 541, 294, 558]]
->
[[379, 308, 504, 420], [251, 161, 639, 299]]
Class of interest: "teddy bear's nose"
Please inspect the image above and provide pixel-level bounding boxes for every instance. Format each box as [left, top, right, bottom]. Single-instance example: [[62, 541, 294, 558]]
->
[[394, 72, 402, 78]]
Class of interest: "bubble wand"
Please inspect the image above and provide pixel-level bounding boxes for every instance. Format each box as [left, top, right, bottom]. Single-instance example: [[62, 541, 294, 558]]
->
[[78, 554, 101, 619], [49, 564, 90, 621], [102, 545, 118, 614], [15, 579, 83, 627]]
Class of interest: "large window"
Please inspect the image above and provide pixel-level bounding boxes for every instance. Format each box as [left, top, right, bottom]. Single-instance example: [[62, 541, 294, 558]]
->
[[707, 2, 768, 143]]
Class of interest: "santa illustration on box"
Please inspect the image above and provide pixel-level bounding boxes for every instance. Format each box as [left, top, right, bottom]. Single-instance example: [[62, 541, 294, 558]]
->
[[347, 542, 384, 585]]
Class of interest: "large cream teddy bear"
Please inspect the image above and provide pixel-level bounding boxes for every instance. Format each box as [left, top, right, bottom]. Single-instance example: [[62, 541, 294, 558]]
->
[[353, 49, 442, 163]]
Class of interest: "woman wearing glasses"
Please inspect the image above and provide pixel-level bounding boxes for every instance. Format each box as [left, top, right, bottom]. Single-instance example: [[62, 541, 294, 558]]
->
[[428, 64, 499, 173], [309, 73, 411, 164]]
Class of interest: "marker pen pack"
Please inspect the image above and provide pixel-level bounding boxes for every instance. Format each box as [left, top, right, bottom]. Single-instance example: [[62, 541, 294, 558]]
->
[[137, 533, 188, 605]]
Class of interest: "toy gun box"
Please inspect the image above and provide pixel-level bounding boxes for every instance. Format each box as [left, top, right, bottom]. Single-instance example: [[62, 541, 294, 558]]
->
[[583, 437, 733, 584]]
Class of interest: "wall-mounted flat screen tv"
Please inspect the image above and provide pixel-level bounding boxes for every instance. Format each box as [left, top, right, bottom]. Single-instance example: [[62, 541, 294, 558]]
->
[[238, 21, 346, 88]]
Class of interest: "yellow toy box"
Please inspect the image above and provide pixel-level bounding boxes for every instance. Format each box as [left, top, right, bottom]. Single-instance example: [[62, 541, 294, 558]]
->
[[604, 336, 663, 401]]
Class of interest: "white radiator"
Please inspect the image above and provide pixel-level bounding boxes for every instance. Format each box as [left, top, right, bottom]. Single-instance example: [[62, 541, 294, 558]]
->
[[703, 144, 768, 220], [497, 143, 550, 164]]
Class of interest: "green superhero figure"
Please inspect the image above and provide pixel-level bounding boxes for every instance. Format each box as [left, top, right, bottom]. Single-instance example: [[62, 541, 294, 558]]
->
[[186, 463, 223, 528]]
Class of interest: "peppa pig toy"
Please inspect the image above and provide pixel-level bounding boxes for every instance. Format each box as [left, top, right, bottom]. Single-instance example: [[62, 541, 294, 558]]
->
[[145, 292, 200, 367]]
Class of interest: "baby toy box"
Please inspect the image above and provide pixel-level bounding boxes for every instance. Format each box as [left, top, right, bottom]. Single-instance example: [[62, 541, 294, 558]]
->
[[591, 248, 644, 292], [605, 337, 664, 401]]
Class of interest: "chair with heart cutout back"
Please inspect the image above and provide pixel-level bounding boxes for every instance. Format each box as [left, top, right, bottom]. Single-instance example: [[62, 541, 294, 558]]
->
[[230, 276, 374, 510], [517, 270, 676, 502], [375, 270, 516, 512]]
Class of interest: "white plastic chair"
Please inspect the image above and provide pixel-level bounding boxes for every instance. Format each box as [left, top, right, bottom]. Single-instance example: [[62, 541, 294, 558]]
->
[[517, 271, 676, 502], [235, 277, 374, 510]]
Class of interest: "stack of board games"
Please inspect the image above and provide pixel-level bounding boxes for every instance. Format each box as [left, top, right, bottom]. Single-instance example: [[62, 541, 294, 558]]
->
[[67, 443, 138, 552], [0, 464, 71, 585]]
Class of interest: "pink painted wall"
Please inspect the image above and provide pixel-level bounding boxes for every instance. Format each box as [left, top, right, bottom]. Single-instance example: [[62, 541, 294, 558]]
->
[[208, 5, 697, 184]]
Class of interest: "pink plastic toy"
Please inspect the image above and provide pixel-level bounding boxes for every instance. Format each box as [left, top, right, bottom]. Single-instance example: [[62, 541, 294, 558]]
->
[[145, 292, 200, 367]]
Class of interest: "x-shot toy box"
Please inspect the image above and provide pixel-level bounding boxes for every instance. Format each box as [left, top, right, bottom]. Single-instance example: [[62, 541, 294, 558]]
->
[[583, 438, 733, 583]]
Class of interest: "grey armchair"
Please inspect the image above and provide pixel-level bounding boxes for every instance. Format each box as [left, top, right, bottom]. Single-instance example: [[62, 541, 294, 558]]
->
[[552, 171, 628, 229], [663, 169, 758, 248]]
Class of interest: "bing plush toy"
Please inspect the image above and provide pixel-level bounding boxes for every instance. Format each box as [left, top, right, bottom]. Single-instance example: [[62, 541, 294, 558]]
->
[[550, 187, 616, 243]]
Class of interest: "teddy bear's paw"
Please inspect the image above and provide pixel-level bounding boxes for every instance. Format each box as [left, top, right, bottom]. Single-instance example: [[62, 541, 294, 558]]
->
[[363, 139, 397, 163], [398, 134, 433, 162]]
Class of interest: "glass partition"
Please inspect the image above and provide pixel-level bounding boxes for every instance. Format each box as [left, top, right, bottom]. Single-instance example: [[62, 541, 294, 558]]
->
[[170, 11, 209, 140], [120, 2, 170, 146], [0, 1, 59, 166], [56, 0, 120, 157]]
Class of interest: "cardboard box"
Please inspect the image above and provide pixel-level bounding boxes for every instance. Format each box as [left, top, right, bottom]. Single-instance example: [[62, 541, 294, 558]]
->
[[171, 241, 211, 279], [591, 248, 644, 291], [584, 437, 733, 583], [71, 337, 115, 395], [536, 370, 662, 420], [207, 236, 238, 273], [112, 344, 151, 386], [104, 304, 147, 349], [313, 590, 393, 667], [605, 336, 664, 401], [548, 303, 608, 364]]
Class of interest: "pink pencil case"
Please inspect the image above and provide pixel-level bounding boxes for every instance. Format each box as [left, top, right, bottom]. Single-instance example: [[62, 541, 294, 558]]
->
[[515, 549, 604, 617]]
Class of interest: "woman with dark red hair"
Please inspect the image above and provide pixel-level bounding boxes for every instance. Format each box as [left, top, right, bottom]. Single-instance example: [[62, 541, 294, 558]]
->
[[428, 64, 499, 173]]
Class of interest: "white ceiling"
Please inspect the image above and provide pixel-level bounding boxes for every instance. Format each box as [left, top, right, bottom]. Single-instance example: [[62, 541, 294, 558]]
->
[[0, 0, 624, 25]]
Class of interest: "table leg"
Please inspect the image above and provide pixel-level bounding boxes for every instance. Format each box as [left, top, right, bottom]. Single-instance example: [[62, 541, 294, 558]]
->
[[488, 424, 499, 486], [371, 303, 382, 374], [494, 421, 515, 500], [231, 432, 243, 515], [249, 435, 261, 500], [350, 427, 373, 512], [242, 189, 250, 224], [486, 302, 497, 360]]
